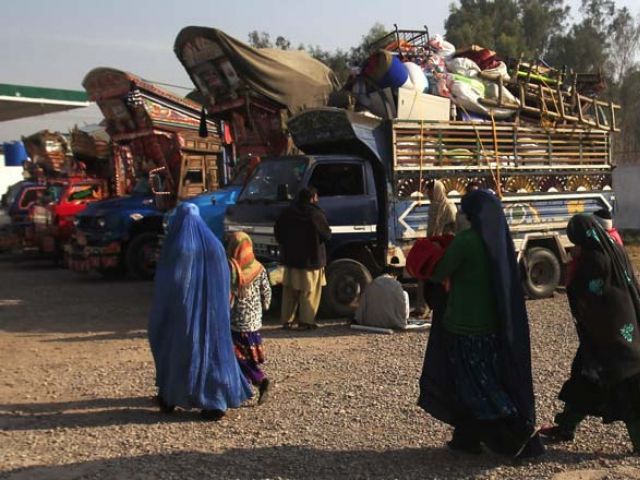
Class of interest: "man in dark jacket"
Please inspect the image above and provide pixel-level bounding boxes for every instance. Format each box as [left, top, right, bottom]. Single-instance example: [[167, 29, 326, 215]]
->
[[274, 187, 331, 330]]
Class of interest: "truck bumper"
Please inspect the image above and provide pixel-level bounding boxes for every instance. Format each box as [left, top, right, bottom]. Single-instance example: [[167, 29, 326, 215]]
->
[[65, 240, 121, 273]]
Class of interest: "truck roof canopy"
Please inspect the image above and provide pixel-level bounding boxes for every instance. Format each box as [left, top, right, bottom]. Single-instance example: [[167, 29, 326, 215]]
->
[[174, 26, 340, 113]]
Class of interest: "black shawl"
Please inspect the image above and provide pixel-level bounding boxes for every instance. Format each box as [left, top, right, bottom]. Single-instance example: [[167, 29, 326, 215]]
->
[[567, 214, 640, 383]]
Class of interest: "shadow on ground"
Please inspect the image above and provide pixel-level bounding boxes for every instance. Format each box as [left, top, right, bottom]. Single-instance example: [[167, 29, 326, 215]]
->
[[2, 445, 630, 480]]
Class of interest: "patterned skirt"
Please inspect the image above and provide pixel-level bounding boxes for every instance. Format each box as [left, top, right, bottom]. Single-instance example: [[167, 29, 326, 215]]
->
[[232, 331, 266, 386], [447, 332, 518, 421]]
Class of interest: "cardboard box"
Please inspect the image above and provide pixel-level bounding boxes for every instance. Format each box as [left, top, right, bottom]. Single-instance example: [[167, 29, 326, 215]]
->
[[397, 88, 450, 121]]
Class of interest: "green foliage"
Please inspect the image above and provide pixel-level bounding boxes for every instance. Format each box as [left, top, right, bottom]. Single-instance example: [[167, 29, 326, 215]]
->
[[518, 0, 569, 56], [445, 0, 527, 57]]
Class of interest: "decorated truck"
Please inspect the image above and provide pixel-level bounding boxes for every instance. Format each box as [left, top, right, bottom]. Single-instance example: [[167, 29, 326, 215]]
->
[[165, 26, 340, 238], [225, 108, 614, 317], [0, 180, 46, 251], [66, 68, 221, 279], [224, 28, 619, 317], [21, 129, 110, 257]]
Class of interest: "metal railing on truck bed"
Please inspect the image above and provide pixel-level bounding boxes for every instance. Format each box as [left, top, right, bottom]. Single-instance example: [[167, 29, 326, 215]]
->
[[391, 120, 611, 197]]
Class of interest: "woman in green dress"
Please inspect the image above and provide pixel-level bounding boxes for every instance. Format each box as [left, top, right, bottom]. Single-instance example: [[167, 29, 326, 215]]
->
[[417, 189, 544, 458]]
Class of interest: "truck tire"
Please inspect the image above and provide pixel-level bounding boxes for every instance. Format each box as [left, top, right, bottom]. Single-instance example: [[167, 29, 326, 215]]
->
[[125, 232, 159, 280], [522, 247, 561, 299], [321, 259, 373, 318]]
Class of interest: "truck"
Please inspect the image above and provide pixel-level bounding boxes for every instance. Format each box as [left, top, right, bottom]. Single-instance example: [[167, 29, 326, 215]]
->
[[224, 107, 614, 317], [167, 26, 340, 238], [66, 67, 222, 279], [21, 129, 110, 257], [0, 180, 46, 251]]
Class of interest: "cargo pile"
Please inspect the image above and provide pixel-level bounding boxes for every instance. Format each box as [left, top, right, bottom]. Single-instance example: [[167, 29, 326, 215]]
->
[[347, 27, 619, 131]]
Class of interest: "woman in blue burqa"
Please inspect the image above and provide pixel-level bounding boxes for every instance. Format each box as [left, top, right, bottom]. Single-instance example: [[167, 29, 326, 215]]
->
[[418, 190, 544, 458], [148, 203, 252, 420]]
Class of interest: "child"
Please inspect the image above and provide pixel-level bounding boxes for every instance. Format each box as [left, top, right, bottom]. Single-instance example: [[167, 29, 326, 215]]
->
[[227, 232, 272, 404]]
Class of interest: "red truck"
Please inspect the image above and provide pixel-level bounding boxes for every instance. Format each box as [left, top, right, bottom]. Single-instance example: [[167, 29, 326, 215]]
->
[[28, 178, 107, 255], [21, 129, 111, 257]]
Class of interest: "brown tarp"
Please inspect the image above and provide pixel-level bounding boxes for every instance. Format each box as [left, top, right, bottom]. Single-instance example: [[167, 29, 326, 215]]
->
[[174, 27, 340, 113]]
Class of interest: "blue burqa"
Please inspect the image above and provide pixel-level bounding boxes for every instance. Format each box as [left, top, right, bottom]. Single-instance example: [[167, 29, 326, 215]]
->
[[148, 203, 252, 410]]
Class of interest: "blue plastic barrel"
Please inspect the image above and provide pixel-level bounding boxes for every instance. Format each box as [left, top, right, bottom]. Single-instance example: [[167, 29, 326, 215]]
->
[[3, 141, 28, 166], [379, 56, 409, 89]]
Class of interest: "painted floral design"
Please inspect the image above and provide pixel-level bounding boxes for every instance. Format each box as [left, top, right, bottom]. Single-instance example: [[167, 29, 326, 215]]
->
[[621, 323, 635, 343], [588, 278, 605, 296]]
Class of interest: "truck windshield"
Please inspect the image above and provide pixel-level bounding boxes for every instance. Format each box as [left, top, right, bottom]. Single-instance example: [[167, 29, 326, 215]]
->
[[43, 184, 64, 204], [238, 158, 308, 203]]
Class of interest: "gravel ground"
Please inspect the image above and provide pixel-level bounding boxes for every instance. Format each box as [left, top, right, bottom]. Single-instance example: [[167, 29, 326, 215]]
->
[[2, 252, 640, 480]]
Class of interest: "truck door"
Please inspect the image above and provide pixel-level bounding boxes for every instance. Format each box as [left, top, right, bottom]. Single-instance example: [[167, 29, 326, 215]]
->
[[308, 161, 378, 250]]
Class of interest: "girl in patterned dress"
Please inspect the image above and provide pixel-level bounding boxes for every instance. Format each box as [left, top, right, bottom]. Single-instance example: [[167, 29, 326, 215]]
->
[[227, 232, 272, 404]]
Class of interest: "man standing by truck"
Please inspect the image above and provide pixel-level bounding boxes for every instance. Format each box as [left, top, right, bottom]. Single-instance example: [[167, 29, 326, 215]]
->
[[275, 187, 331, 330]]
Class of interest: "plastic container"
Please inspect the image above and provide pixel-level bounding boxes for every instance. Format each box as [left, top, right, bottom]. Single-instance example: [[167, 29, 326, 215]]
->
[[364, 50, 410, 89], [3, 142, 28, 167]]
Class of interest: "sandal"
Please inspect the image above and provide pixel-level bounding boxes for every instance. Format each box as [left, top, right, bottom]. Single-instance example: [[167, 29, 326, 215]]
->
[[538, 424, 575, 442]]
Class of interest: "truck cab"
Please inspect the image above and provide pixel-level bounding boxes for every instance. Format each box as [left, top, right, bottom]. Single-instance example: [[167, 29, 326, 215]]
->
[[226, 154, 385, 316], [0, 181, 45, 251], [29, 178, 107, 256]]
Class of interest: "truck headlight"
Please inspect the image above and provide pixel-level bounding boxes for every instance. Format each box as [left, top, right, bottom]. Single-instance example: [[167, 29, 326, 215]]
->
[[97, 218, 107, 228], [73, 218, 80, 227]]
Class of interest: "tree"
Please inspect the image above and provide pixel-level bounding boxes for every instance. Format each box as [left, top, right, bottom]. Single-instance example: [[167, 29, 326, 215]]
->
[[546, 22, 608, 73], [518, 0, 570, 57], [614, 68, 640, 163], [348, 22, 389, 67], [609, 7, 640, 83], [306, 45, 351, 82], [444, 0, 526, 58], [248, 31, 272, 48], [275, 36, 291, 50]]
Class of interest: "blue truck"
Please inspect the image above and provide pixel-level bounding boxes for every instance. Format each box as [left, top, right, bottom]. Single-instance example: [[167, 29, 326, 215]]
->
[[66, 67, 223, 279], [224, 108, 614, 317]]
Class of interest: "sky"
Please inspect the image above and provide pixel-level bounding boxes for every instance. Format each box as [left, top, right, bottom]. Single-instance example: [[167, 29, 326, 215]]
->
[[1, 0, 638, 142]]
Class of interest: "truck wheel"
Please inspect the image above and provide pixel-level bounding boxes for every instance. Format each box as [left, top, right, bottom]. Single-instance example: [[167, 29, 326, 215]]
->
[[321, 259, 372, 318], [125, 232, 159, 280], [522, 247, 561, 299]]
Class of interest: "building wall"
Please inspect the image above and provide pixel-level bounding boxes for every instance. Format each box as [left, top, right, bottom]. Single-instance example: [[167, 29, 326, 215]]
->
[[613, 164, 640, 230], [0, 155, 24, 197]]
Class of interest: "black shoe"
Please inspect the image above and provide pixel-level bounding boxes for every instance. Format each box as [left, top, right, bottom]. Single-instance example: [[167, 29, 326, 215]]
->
[[258, 378, 271, 405], [200, 409, 225, 421], [281, 323, 294, 330], [538, 424, 575, 443], [447, 438, 483, 455], [156, 395, 175, 414]]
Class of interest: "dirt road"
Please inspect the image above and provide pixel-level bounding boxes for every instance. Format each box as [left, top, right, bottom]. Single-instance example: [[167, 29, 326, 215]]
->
[[2, 254, 640, 479]]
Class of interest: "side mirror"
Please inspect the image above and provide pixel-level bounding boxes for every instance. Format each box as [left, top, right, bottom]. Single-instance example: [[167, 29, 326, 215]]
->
[[276, 184, 289, 202]]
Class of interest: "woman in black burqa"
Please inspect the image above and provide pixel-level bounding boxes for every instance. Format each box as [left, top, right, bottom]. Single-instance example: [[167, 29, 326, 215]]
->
[[418, 190, 544, 458], [540, 214, 640, 452]]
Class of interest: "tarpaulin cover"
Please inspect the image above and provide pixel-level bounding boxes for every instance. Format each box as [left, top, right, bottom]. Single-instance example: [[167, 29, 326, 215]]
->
[[148, 202, 252, 411], [175, 26, 340, 113]]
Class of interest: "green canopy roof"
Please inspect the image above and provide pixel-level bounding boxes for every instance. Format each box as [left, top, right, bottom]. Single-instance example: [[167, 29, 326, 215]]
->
[[0, 83, 91, 122]]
